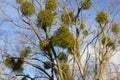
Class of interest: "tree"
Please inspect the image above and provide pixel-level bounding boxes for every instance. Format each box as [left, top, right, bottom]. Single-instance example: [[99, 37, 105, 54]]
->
[[0, 0, 120, 80]]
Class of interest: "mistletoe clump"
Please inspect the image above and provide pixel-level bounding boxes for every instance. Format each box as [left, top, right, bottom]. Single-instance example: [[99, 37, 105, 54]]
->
[[37, 10, 54, 29], [61, 11, 74, 26], [60, 63, 69, 73], [20, 1, 35, 16], [80, 23, 85, 29], [39, 39, 50, 51], [101, 36, 112, 46], [4, 54, 14, 68], [83, 29, 89, 36], [45, 0, 57, 11], [111, 23, 120, 34], [4, 55, 24, 73], [82, 0, 92, 9], [58, 52, 67, 62], [52, 26, 74, 49], [60, 63, 73, 80], [16, 0, 23, 4], [20, 47, 31, 57], [12, 58, 24, 73], [44, 61, 51, 69], [96, 11, 108, 24]]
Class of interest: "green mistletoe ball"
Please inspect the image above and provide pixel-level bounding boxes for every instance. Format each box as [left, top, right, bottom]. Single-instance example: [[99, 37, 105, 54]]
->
[[111, 23, 120, 34], [38, 10, 54, 28], [61, 11, 74, 26], [4, 55, 24, 73], [45, 0, 57, 11], [20, 47, 31, 57], [96, 11, 108, 24], [58, 52, 67, 62], [52, 26, 74, 49], [40, 39, 50, 51], [80, 23, 85, 29], [44, 61, 51, 69], [20, 1, 35, 16], [60, 63, 73, 80], [4, 54, 14, 67], [12, 58, 24, 73], [82, 0, 92, 9], [83, 29, 89, 36], [101, 36, 112, 46]]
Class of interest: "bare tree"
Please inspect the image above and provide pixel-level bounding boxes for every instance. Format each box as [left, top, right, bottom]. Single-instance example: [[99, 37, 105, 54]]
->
[[0, 0, 120, 80]]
